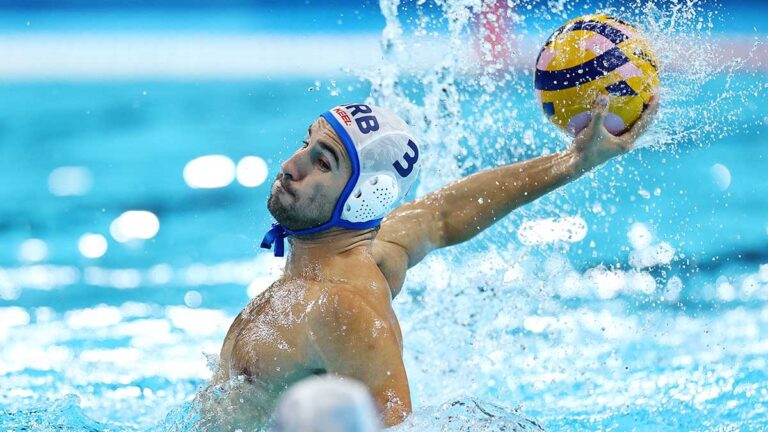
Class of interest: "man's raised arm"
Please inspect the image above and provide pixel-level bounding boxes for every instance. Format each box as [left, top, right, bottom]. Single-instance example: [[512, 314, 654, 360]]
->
[[374, 95, 659, 274]]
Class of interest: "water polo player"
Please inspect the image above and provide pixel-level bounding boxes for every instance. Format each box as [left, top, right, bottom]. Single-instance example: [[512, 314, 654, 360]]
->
[[201, 97, 658, 429]]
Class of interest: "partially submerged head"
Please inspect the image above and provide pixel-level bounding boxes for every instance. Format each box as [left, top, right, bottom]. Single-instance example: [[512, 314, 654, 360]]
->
[[262, 104, 421, 256]]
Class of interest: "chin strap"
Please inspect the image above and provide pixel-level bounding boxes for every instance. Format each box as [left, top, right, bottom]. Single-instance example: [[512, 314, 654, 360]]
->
[[260, 223, 288, 257]]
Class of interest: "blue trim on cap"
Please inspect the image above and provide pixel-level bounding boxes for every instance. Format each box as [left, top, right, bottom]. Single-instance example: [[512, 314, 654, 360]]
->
[[260, 109, 383, 257]]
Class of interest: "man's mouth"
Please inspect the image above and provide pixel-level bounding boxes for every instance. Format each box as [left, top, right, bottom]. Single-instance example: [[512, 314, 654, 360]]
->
[[277, 176, 295, 197]]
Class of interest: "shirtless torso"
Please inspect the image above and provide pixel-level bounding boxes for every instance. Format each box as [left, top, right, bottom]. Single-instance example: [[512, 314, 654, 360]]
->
[[197, 94, 658, 430], [202, 229, 412, 428]]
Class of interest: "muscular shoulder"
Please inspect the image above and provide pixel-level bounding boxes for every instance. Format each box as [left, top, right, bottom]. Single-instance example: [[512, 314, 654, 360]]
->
[[309, 283, 399, 349], [305, 282, 412, 423], [307, 282, 402, 373], [309, 284, 385, 335]]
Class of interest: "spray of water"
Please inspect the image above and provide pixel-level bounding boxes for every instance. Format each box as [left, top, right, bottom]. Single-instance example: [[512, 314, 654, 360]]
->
[[359, 0, 768, 429]]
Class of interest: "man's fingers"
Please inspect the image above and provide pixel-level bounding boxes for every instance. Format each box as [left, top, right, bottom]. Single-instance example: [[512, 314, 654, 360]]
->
[[574, 93, 609, 140], [589, 93, 610, 132], [628, 94, 660, 140]]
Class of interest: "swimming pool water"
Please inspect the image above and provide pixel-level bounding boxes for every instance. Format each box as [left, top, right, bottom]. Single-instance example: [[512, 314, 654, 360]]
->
[[2, 0, 768, 427], [0, 73, 766, 431]]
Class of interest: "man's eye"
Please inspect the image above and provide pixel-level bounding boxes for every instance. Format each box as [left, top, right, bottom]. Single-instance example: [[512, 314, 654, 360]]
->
[[319, 160, 331, 171], [301, 140, 309, 148]]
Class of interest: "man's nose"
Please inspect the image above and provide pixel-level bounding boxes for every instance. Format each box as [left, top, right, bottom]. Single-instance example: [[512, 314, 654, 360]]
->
[[281, 153, 310, 182]]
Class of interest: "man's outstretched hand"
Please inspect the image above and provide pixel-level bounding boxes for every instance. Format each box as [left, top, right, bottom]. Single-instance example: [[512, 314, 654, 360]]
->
[[569, 93, 660, 174], [375, 92, 660, 277]]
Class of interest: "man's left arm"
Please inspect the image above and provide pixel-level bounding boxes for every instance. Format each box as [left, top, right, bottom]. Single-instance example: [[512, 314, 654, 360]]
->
[[374, 94, 659, 295]]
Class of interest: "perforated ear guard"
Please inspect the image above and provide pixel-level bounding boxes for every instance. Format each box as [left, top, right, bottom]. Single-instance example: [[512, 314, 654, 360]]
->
[[342, 172, 400, 223]]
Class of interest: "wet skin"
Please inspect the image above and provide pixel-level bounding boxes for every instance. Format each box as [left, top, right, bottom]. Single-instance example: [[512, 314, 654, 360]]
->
[[202, 95, 659, 430]]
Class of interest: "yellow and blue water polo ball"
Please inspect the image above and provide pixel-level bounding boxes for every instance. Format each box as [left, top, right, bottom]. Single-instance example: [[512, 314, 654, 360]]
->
[[534, 14, 659, 135]]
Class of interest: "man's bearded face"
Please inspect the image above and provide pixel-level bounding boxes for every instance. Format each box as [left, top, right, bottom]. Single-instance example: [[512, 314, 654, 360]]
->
[[267, 117, 351, 231]]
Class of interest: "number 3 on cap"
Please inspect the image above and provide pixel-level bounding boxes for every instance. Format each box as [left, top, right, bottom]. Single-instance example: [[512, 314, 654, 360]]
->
[[393, 140, 419, 178]]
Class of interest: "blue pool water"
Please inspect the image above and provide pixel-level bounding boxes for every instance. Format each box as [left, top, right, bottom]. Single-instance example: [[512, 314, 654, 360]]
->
[[2, 1, 768, 431]]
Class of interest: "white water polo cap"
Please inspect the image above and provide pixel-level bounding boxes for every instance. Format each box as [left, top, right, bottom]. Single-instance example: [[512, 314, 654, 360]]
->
[[261, 103, 422, 256]]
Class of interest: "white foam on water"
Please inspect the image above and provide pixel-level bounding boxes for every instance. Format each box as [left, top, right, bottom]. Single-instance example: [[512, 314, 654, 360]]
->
[[65, 305, 123, 329], [627, 222, 653, 249], [0, 307, 31, 342], [166, 306, 230, 337]]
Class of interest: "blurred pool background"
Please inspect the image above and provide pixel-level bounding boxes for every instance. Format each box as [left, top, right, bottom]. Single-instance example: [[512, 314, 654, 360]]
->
[[0, 0, 767, 431]]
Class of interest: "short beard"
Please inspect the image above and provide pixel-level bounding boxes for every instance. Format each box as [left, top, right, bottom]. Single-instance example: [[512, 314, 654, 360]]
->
[[267, 180, 335, 232]]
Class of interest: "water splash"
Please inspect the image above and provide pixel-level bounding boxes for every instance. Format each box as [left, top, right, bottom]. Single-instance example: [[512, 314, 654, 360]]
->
[[0, 394, 118, 432], [364, 1, 768, 429], [391, 397, 545, 431], [368, 0, 765, 184], [365, 0, 768, 296]]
